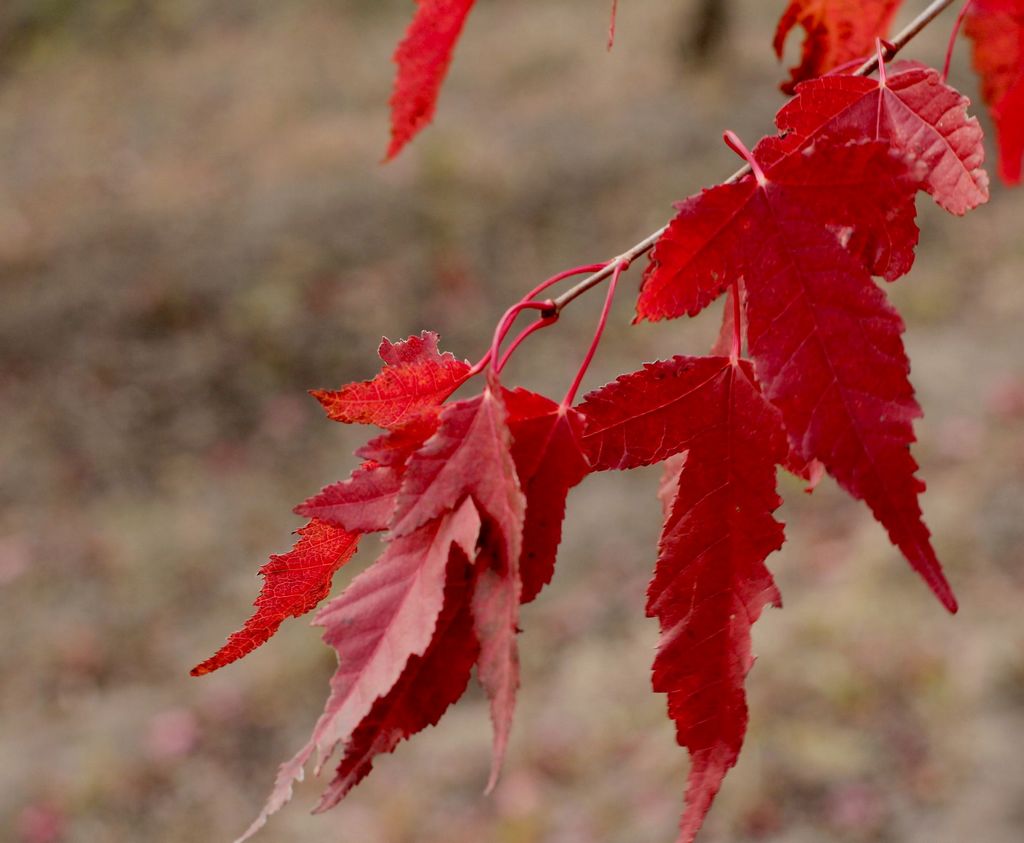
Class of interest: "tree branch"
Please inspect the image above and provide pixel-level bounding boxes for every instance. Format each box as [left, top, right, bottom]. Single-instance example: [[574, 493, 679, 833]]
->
[[542, 0, 961, 318]]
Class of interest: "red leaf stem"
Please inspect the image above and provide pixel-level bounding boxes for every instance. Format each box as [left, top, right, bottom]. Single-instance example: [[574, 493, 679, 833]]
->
[[562, 260, 627, 407]]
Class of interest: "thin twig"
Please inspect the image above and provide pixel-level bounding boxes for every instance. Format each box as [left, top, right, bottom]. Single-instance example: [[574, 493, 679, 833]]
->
[[543, 0, 960, 317]]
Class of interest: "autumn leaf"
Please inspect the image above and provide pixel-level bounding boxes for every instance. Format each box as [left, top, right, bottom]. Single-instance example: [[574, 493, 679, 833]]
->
[[389, 377, 525, 785], [578, 356, 786, 840], [580, 355, 744, 471], [190, 520, 359, 676], [239, 369, 528, 837], [194, 334, 469, 680], [297, 331, 468, 532], [295, 463, 405, 533], [313, 545, 480, 813], [504, 389, 591, 603], [295, 421, 436, 533], [637, 136, 921, 322], [741, 221, 956, 612], [387, 0, 478, 160], [964, 0, 1024, 184], [312, 331, 470, 429], [775, 62, 989, 214], [390, 379, 523, 557], [637, 136, 957, 612], [236, 499, 482, 842], [774, 0, 904, 93], [648, 358, 786, 843]]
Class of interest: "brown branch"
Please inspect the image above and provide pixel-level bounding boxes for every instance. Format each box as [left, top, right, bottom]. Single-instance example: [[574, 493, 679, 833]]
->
[[541, 0, 961, 318]]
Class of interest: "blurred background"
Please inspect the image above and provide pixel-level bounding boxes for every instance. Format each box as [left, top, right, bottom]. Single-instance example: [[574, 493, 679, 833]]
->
[[1, 1, 1023, 841]]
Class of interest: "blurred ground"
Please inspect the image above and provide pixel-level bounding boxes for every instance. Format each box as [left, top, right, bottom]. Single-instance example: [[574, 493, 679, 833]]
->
[[1, 1, 1023, 842]]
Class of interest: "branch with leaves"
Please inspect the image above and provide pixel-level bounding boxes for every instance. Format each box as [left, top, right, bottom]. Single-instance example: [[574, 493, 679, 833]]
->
[[191, 1, 1023, 841]]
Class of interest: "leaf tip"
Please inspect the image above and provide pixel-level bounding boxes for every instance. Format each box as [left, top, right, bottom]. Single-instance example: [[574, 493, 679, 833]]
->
[[383, 134, 406, 163], [309, 388, 332, 410], [190, 651, 229, 677]]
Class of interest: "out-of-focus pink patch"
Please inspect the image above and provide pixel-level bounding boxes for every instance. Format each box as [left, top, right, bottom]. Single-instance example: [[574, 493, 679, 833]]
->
[[0, 535, 30, 585], [826, 782, 886, 833], [145, 708, 200, 761], [199, 684, 246, 723], [988, 375, 1024, 420], [17, 802, 65, 843], [936, 416, 983, 461]]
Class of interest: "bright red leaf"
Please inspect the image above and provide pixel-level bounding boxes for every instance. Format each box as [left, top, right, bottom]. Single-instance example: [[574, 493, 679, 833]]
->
[[637, 136, 957, 612], [471, 536, 520, 791], [391, 380, 524, 554], [387, 378, 525, 785], [774, 0, 903, 93], [295, 420, 434, 532], [239, 371, 528, 837], [646, 358, 787, 843], [775, 62, 990, 215], [237, 498, 482, 842], [356, 414, 442, 466], [580, 355, 744, 471], [742, 221, 956, 612], [505, 389, 591, 603], [313, 546, 480, 813], [311, 499, 482, 767], [964, 0, 1024, 184], [295, 462, 405, 533], [190, 519, 359, 676], [312, 331, 469, 429], [194, 335, 467, 680], [637, 136, 921, 322], [387, 0, 478, 160]]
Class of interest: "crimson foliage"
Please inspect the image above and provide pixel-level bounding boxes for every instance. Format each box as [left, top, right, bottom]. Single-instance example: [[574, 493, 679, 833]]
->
[[193, 2, 1020, 841]]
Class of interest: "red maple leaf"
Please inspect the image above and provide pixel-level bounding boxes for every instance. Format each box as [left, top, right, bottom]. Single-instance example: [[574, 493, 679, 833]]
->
[[637, 135, 957, 612], [581, 356, 787, 842], [504, 389, 591, 603], [711, 294, 825, 488], [305, 382, 571, 810], [190, 520, 359, 676], [239, 373, 527, 837], [237, 499, 483, 843], [638, 136, 921, 321], [775, 62, 989, 214], [312, 331, 469, 429], [295, 420, 436, 532], [580, 355, 745, 470], [964, 0, 1024, 184], [294, 461, 407, 533], [387, 0, 478, 160], [194, 334, 465, 679], [389, 378, 525, 784], [313, 545, 480, 813], [774, 0, 903, 93], [356, 415, 442, 465]]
